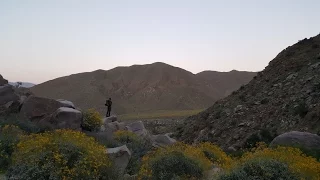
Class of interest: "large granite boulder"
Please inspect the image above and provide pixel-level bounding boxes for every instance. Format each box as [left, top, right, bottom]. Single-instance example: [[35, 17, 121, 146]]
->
[[57, 99, 75, 109], [126, 121, 149, 137], [0, 74, 8, 86], [20, 96, 63, 121], [103, 121, 126, 132], [48, 107, 82, 130], [270, 131, 320, 158], [0, 85, 19, 106], [106, 145, 131, 175]]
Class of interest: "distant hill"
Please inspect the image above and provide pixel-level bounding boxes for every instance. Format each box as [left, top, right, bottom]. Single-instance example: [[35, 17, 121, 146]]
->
[[177, 34, 320, 149], [31, 62, 256, 114], [9, 82, 35, 88]]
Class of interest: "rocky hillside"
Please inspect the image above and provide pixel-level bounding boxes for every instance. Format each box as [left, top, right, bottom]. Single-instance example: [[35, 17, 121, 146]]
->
[[177, 34, 320, 149], [31, 62, 256, 114]]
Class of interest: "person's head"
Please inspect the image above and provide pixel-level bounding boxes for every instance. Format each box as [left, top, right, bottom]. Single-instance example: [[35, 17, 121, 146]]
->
[[109, 98, 111, 100]]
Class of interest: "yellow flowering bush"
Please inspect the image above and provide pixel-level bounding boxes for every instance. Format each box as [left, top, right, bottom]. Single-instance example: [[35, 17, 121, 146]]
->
[[238, 143, 320, 180], [198, 142, 233, 170], [138, 142, 212, 180], [0, 125, 24, 172], [82, 109, 102, 131], [7, 129, 116, 180]]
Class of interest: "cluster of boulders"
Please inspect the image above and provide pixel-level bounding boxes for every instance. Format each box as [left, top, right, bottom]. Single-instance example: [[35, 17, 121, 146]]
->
[[0, 75, 28, 115], [101, 116, 177, 176]]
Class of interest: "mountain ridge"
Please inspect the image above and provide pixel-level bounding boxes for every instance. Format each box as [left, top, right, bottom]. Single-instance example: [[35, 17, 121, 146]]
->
[[31, 62, 256, 115]]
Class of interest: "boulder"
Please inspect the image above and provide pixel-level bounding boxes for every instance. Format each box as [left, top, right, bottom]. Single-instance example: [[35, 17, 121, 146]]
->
[[103, 115, 118, 124], [20, 96, 63, 121], [106, 145, 131, 175], [0, 85, 19, 106], [151, 134, 176, 147], [126, 121, 149, 137], [47, 107, 82, 130], [270, 131, 320, 157], [104, 121, 126, 132], [57, 99, 75, 109], [0, 74, 8, 86]]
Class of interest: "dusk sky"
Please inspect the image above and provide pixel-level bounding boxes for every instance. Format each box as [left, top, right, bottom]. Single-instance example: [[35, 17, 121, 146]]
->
[[1, 0, 319, 84]]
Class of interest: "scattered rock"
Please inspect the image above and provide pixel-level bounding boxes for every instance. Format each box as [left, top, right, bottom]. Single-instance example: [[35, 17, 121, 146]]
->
[[57, 99, 75, 109], [310, 62, 320, 69], [270, 131, 320, 154], [20, 96, 63, 121], [286, 73, 298, 80], [226, 146, 237, 153], [151, 134, 177, 147], [106, 145, 131, 175]]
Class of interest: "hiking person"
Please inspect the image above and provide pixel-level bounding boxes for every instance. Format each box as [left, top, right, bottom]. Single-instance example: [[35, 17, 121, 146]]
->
[[105, 98, 112, 117]]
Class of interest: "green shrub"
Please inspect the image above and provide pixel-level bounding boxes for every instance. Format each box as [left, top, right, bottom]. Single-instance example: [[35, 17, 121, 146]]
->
[[0, 114, 46, 133], [0, 125, 24, 172], [7, 130, 117, 180], [244, 129, 276, 149], [218, 159, 298, 180], [150, 151, 203, 180], [139, 143, 212, 179], [81, 109, 102, 131]]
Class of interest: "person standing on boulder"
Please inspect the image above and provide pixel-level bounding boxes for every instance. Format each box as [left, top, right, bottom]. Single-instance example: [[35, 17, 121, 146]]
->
[[105, 98, 112, 117]]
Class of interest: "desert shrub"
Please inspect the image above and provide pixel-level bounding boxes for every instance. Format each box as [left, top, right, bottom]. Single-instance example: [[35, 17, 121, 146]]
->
[[114, 130, 139, 144], [138, 142, 212, 179], [81, 109, 102, 131], [0, 114, 45, 133], [218, 159, 298, 180], [114, 130, 153, 175], [0, 125, 24, 172], [198, 142, 233, 170], [239, 143, 320, 180], [7, 130, 117, 180], [260, 98, 269, 104], [244, 129, 276, 149], [293, 102, 309, 118]]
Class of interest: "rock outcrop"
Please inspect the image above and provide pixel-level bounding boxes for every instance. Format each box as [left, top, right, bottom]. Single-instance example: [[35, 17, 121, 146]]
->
[[0, 74, 8, 86], [177, 34, 320, 149], [49, 107, 82, 130], [151, 134, 177, 147], [20, 96, 63, 121]]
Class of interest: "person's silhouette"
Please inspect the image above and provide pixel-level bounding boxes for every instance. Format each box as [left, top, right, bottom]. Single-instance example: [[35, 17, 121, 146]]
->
[[105, 98, 112, 117]]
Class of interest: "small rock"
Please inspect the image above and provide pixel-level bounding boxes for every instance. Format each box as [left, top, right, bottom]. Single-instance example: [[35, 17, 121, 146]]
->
[[286, 73, 298, 80], [267, 91, 274, 96], [226, 146, 237, 153], [238, 122, 246, 127], [152, 134, 177, 147], [310, 62, 320, 69]]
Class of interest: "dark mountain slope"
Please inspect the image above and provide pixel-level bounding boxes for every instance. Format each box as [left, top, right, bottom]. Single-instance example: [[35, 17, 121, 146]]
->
[[177, 34, 320, 149]]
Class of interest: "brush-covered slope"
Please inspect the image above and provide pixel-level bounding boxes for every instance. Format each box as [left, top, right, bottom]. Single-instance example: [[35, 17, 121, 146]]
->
[[177, 34, 320, 149], [31, 62, 255, 114]]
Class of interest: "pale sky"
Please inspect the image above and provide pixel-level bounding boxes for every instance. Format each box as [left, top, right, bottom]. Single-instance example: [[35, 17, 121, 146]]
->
[[1, 0, 319, 84]]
